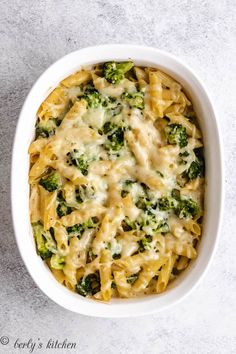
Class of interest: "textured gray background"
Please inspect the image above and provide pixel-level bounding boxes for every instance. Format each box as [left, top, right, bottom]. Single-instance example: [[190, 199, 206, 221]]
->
[[0, 1, 236, 353]]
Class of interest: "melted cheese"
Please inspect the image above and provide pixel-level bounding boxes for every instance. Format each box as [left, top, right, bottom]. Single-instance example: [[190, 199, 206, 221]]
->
[[29, 63, 205, 301]]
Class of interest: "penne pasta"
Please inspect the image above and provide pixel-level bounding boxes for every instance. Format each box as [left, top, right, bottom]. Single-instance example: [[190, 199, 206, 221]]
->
[[29, 61, 205, 301]]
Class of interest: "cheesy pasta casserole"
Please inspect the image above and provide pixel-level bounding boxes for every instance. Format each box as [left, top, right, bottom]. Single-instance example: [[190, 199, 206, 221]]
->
[[28, 61, 205, 301]]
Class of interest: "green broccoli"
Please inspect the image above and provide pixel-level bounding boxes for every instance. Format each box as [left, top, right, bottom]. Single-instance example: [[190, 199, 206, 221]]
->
[[158, 196, 177, 211], [127, 274, 139, 284], [103, 61, 134, 84], [35, 119, 57, 139], [104, 126, 125, 152], [138, 235, 153, 253], [82, 87, 103, 108], [66, 149, 90, 176], [139, 212, 169, 234], [135, 196, 153, 210], [50, 254, 65, 270], [76, 272, 101, 297], [171, 188, 181, 200], [39, 170, 62, 192], [175, 198, 199, 219], [100, 121, 116, 135], [66, 223, 85, 238], [178, 150, 189, 165], [100, 121, 127, 152], [165, 123, 188, 148], [122, 217, 138, 231], [122, 91, 144, 110], [56, 201, 73, 218], [66, 217, 99, 239], [32, 222, 53, 260], [183, 148, 205, 180], [155, 220, 169, 233], [84, 217, 99, 229]]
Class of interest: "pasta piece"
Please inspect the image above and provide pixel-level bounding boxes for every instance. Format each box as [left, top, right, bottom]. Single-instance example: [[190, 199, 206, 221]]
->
[[114, 251, 159, 274], [156, 254, 177, 293], [99, 249, 112, 301], [149, 70, 164, 117], [128, 165, 165, 191], [50, 268, 65, 284], [37, 86, 69, 121], [39, 186, 57, 230], [63, 236, 81, 289], [134, 67, 148, 88], [61, 202, 106, 227], [61, 70, 91, 88], [176, 256, 189, 271], [132, 258, 167, 293], [53, 221, 70, 256], [29, 184, 41, 222], [92, 207, 124, 255], [59, 100, 87, 130], [113, 270, 131, 298], [28, 138, 49, 155]]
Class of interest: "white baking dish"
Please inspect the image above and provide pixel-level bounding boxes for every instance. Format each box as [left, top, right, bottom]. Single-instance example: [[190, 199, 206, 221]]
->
[[11, 45, 223, 317]]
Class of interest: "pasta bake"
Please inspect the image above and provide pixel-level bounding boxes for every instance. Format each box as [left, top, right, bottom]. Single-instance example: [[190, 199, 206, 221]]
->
[[28, 61, 205, 301]]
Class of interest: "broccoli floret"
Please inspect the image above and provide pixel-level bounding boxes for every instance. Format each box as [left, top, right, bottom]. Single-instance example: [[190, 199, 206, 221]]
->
[[84, 217, 99, 229], [35, 119, 57, 139], [76, 272, 101, 297], [158, 196, 177, 211], [101, 121, 116, 135], [139, 212, 169, 234], [56, 201, 73, 218], [50, 254, 65, 270], [32, 222, 53, 260], [122, 217, 138, 231], [103, 61, 134, 84], [66, 217, 99, 239], [185, 160, 202, 180], [66, 224, 85, 238], [122, 91, 144, 110], [66, 149, 90, 176], [135, 196, 153, 210], [178, 150, 190, 165], [175, 198, 199, 219], [127, 274, 139, 284], [171, 188, 181, 200], [82, 88, 103, 108], [104, 126, 125, 152], [39, 170, 62, 192], [75, 184, 95, 203], [183, 148, 205, 180], [100, 121, 127, 152], [138, 235, 153, 252], [165, 123, 188, 148], [155, 220, 169, 233]]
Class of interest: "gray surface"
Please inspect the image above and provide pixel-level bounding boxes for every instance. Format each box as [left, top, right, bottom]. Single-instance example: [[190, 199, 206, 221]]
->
[[0, 1, 236, 353]]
